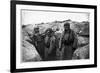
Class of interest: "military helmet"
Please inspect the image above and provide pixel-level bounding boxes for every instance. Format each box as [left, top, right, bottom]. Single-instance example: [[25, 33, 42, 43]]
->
[[64, 22, 70, 27]]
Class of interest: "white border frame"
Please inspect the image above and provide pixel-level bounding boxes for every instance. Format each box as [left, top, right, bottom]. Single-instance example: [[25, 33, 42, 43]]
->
[[16, 4, 94, 69]]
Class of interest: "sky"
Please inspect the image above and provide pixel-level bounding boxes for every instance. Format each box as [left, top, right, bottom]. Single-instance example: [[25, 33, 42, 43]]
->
[[22, 10, 89, 25]]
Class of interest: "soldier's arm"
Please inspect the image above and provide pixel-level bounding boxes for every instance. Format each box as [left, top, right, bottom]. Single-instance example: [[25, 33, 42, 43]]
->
[[31, 35, 37, 47], [48, 37, 55, 54], [72, 31, 78, 51]]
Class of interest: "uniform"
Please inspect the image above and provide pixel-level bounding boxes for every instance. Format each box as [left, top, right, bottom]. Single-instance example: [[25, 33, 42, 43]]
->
[[32, 33, 45, 61], [59, 29, 78, 60], [44, 28, 57, 61]]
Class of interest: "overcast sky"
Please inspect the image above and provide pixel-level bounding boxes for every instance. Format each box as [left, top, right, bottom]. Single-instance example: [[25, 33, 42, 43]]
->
[[22, 10, 89, 25]]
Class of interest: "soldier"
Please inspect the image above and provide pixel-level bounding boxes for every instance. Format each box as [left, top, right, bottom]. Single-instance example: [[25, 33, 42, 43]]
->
[[31, 27, 45, 61], [44, 28, 57, 61], [58, 22, 78, 60]]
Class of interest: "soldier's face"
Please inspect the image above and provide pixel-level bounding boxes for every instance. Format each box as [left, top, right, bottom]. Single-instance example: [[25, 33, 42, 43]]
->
[[48, 32, 52, 36], [64, 25, 70, 31], [35, 29, 39, 33], [47, 32, 53, 37]]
